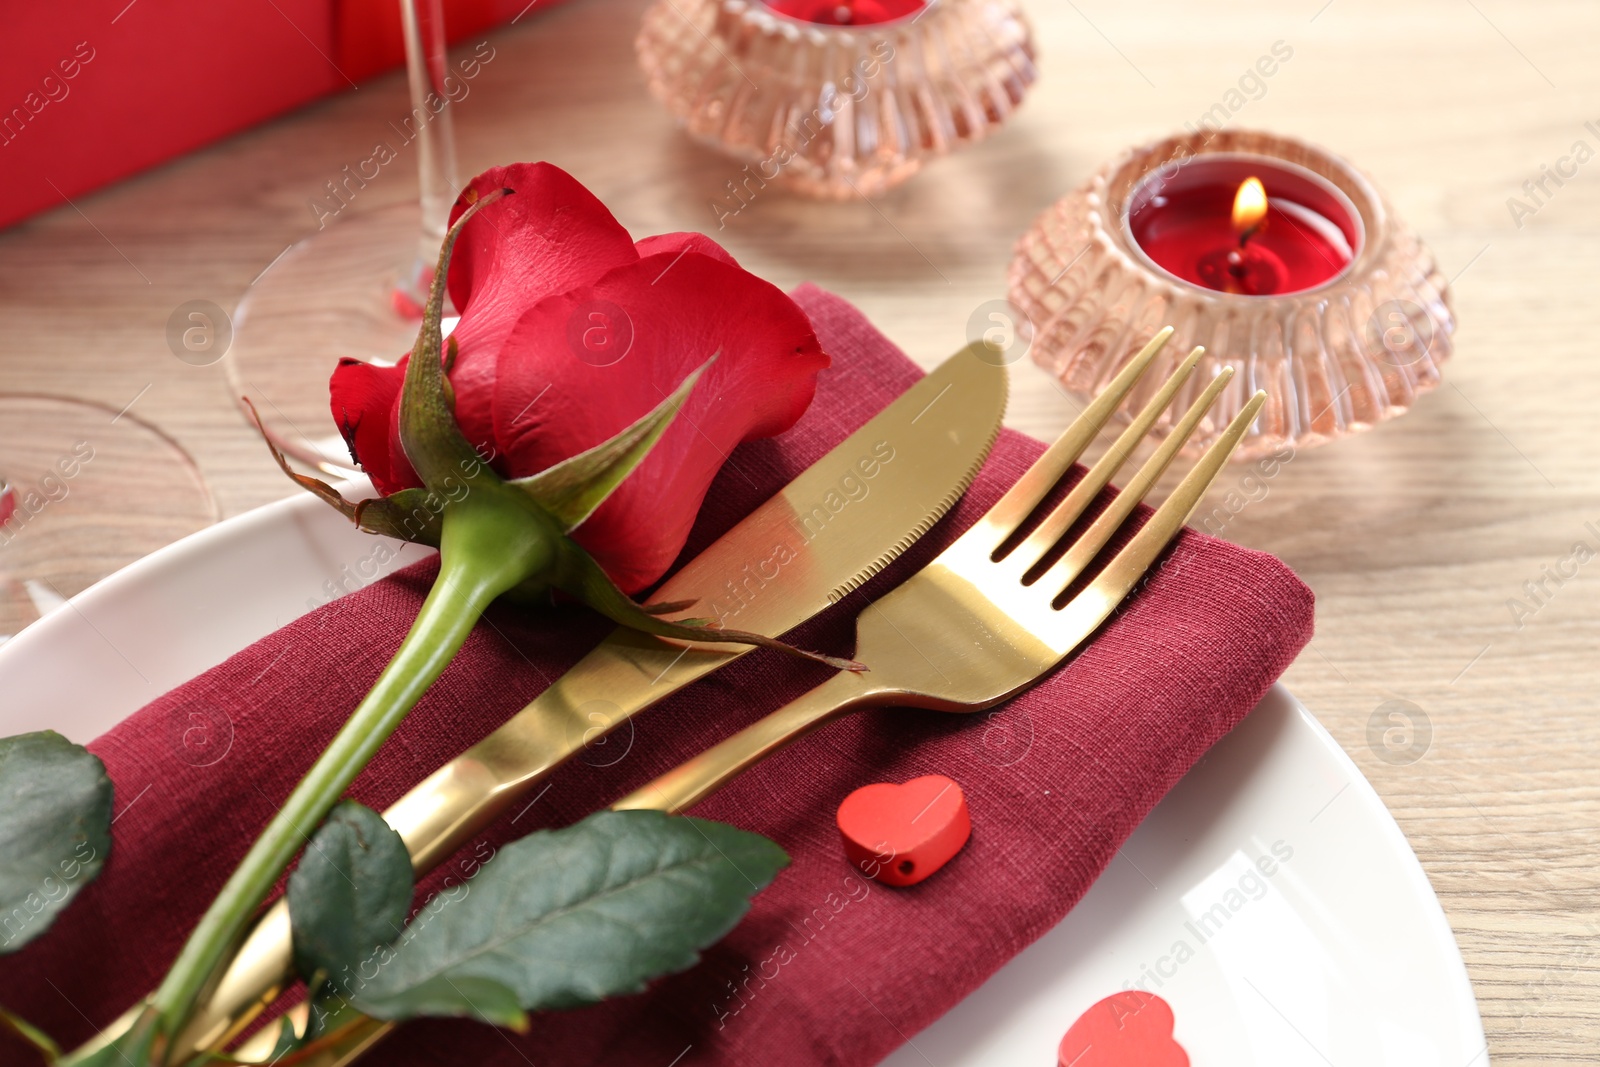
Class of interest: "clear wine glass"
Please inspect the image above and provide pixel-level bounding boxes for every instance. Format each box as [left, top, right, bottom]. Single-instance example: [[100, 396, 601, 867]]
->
[[222, 0, 463, 473], [0, 395, 219, 640]]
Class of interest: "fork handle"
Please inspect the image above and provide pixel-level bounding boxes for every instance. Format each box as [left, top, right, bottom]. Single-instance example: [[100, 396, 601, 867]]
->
[[611, 668, 885, 814]]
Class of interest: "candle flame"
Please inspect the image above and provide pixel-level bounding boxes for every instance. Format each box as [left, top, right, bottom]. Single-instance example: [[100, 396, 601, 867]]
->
[[1232, 176, 1268, 237]]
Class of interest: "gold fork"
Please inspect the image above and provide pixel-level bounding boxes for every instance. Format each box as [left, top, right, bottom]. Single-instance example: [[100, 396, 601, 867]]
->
[[236, 332, 1262, 1066], [611, 346, 1265, 816]]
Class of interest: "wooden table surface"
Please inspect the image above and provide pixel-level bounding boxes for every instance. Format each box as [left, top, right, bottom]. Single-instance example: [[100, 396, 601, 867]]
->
[[3, 0, 1596, 1062]]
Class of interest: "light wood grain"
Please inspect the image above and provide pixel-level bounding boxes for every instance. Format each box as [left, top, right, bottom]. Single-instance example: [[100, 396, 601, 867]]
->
[[2, 0, 1597, 1061]]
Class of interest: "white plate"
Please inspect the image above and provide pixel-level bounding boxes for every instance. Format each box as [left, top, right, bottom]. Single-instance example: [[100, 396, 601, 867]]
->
[[882, 687, 1488, 1067], [0, 487, 1486, 1066]]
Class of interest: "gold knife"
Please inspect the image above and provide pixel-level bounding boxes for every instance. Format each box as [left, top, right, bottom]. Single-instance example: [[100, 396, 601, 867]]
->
[[81, 343, 1007, 1063]]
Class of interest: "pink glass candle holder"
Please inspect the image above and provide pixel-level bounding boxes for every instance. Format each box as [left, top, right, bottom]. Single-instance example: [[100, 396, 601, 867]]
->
[[636, 0, 1037, 200], [1008, 129, 1455, 461]]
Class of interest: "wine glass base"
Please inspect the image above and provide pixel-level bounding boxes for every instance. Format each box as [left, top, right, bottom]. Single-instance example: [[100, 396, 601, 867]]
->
[[224, 201, 441, 474], [0, 396, 218, 639]]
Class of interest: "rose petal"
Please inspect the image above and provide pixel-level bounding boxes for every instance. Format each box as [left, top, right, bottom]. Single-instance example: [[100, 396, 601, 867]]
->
[[491, 251, 828, 591], [445, 163, 640, 451], [633, 232, 740, 268], [329, 356, 411, 494]]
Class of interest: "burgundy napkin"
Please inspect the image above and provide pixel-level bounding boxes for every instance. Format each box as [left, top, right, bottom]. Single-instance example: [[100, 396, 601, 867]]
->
[[0, 286, 1313, 1065]]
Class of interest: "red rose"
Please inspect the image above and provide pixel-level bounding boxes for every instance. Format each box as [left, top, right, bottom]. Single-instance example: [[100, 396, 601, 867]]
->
[[331, 163, 829, 592]]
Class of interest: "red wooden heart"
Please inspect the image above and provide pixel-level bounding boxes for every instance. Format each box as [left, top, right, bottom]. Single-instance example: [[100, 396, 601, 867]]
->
[[835, 774, 970, 887], [1058, 992, 1188, 1067]]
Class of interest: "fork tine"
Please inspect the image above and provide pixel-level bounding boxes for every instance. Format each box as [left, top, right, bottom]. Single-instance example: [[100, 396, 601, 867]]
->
[[1032, 365, 1236, 592], [973, 326, 1175, 550], [1050, 390, 1268, 639], [1004, 346, 1206, 574]]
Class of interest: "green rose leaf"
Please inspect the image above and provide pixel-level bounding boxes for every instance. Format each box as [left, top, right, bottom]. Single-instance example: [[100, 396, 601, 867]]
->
[[352, 810, 788, 1029], [287, 801, 414, 992], [0, 731, 112, 955]]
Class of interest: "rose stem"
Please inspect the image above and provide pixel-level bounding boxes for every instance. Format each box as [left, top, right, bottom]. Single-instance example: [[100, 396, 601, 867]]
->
[[145, 498, 552, 1055]]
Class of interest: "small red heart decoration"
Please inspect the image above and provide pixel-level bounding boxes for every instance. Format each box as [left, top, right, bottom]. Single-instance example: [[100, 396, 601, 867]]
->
[[1058, 992, 1188, 1067], [835, 774, 970, 887]]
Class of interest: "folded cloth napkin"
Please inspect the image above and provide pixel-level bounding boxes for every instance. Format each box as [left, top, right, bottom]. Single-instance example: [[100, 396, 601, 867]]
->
[[0, 286, 1314, 1065]]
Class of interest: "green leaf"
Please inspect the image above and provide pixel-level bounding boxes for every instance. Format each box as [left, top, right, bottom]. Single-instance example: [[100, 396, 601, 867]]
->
[[287, 801, 414, 993], [352, 810, 787, 1028], [0, 732, 111, 955], [509, 357, 714, 532]]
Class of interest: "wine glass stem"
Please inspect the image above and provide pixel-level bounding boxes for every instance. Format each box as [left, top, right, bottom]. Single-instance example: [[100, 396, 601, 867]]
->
[[401, 0, 461, 266]]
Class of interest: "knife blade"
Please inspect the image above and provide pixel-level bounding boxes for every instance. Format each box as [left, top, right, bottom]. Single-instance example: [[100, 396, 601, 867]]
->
[[137, 343, 1007, 1060]]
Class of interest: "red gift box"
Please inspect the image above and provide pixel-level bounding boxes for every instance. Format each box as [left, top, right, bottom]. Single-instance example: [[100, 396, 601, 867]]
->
[[0, 0, 558, 230]]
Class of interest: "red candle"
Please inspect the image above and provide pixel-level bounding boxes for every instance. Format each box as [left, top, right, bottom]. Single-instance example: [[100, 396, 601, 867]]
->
[[1127, 156, 1359, 296], [763, 0, 926, 25]]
